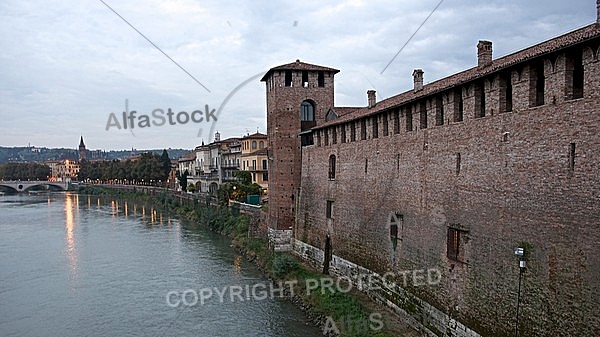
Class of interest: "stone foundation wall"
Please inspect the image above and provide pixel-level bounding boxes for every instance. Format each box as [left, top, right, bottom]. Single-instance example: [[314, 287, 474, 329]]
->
[[268, 227, 293, 251], [293, 239, 482, 337]]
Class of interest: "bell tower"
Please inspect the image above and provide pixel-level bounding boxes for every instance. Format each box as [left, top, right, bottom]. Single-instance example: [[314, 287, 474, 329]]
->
[[261, 60, 339, 250], [78, 136, 87, 161]]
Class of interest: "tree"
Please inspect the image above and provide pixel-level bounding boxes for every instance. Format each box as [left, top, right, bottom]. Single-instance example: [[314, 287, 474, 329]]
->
[[160, 149, 171, 182], [0, 163, 51, 180], [78, 159, 91, 181], [229, 170, 262, 202], [177, 170, 188, 191], [215, 182, 233, 206], [187, 183, 196, 192]]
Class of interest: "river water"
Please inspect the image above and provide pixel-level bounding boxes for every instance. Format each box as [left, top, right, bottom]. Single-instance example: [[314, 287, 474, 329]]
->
[[0, 192, 322, 337]]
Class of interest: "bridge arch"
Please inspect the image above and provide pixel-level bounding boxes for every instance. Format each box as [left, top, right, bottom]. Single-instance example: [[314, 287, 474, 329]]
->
[[0, 181, 69, 192]]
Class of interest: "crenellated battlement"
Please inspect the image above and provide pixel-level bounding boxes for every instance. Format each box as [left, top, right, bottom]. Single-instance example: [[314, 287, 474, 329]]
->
[[310, 24, 600, 146]]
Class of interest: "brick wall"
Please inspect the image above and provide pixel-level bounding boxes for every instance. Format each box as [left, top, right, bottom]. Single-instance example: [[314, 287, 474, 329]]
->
[[295, 42, 600, 336]]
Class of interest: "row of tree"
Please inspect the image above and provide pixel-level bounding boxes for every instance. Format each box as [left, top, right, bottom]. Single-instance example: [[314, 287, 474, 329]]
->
[[0, 163, 51, 181], [78, 150, 171, 183]]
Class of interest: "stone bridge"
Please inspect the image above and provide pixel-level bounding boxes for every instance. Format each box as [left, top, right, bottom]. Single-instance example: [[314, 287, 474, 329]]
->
[[0, 181, 70, 192]]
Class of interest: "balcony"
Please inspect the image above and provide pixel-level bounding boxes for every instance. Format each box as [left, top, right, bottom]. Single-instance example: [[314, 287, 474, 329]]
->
[[247, 166, 267, 172]]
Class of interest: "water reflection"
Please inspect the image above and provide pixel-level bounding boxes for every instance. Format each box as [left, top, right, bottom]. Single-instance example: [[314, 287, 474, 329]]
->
[[233, 255, 242, 275], [64, 193, 78, 285], [1, 193, 322, 337]]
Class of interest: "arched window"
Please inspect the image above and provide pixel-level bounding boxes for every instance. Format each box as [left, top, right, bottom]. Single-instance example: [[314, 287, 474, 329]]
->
[[300, 101, 315, 121], [259, 141, 264, 149], [252, 141, 257, 149], [328, 154, 336, 179]]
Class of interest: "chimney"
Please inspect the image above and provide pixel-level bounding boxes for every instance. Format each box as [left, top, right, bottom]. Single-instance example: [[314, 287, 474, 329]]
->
[[477, 40, 493, 68], [412, 69, 424, 92], [367, 90, 376, 108]]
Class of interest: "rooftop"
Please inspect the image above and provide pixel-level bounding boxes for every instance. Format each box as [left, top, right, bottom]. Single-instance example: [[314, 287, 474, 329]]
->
[[314, 22, 600, 130], [241, 132, 268, 140], [260, 60, 340, 81]]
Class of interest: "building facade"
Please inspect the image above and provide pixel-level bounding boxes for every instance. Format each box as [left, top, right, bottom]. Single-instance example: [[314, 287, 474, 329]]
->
[[240, 132, 269, 189], [47, 159, 80, 181], [221, 139, 241, 183], [264, 12, 600, 337], [196, 135, 240, 192], [177, 151, 197, 190]]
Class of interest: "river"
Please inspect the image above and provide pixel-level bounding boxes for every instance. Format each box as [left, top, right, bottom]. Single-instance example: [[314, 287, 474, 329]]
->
[[0, 192, 322, 337]]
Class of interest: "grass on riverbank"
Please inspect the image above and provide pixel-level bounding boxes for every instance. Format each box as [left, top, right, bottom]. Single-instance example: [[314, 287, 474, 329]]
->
[[79, 185, 395, 337]]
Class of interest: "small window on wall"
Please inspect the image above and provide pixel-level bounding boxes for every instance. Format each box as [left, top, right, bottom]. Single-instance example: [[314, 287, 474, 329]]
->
[[454, 89, 463, 122], [447, 226, 468, 262], [406, 108, 413, 131], [318, 71, 325, 87], [567, 49, 584, 100], [285, 70, 292, 87], [372, 116, 379, 138], [360, 119, 367, 140], [530, 61, 545, 107], [328, 155, 336, 180], [419, 101, 427, 129], [393, 109, 400, 134], [383, 112, 389, 136], [476, 80, 486, 118], [504, 73, 513, 112], [326, 200, 333, 219], [436, 96, 444, 126], [302, 71, 309, 87]]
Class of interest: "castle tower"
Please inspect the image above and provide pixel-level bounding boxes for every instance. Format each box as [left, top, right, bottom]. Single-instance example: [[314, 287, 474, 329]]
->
[[261, 59, 339, 250], [78, 136, 87, 161]]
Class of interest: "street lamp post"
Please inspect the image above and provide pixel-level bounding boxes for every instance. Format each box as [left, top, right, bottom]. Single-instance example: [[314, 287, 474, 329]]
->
[[514, 247, 526, 337]]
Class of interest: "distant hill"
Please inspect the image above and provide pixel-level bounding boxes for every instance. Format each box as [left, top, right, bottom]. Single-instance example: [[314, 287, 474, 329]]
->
[[0, 147, 191, 164]]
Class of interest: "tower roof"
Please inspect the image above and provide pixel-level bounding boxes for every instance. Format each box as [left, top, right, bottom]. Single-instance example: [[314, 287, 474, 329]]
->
[[79, 136, 85, 147], [260, 59, 339, 81]]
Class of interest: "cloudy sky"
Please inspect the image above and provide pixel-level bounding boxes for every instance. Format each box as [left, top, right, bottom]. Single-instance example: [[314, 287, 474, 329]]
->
[[0, 0, 595, 151]]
